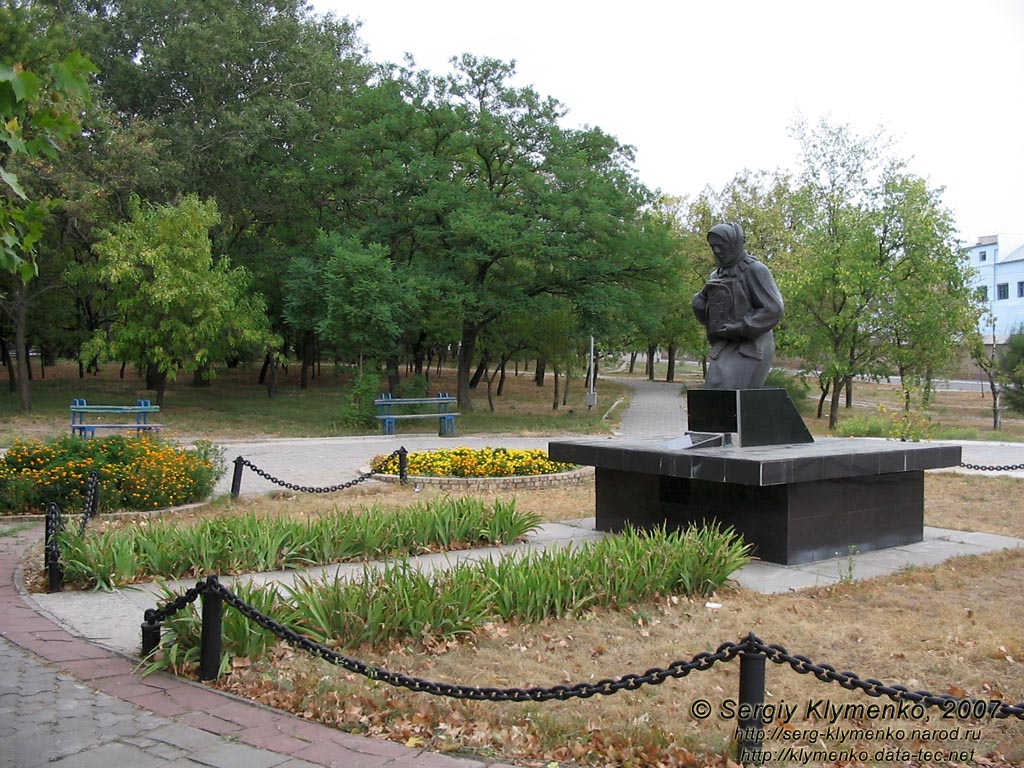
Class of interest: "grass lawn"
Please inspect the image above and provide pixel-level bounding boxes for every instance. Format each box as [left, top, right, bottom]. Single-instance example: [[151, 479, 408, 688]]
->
[[8, 358, 1024, 766], [0, 361, 629, 445]]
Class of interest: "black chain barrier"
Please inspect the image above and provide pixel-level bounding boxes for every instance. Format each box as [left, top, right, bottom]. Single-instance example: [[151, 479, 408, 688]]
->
[[77, 472, 101, 538], [45, 472, 102, 593], [229, 448, 407, 498], [44, 502, 63, 593], [960, 461, 1024, 472], [141, 575, 1024, 720]]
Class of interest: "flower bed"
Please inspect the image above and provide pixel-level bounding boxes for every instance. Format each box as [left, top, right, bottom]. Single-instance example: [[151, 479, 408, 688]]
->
[[0, 434, 225, 515], [372, 446, 589, 491]]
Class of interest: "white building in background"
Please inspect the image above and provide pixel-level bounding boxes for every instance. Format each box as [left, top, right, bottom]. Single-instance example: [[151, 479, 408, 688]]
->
[[966, 233, 1024, 343]]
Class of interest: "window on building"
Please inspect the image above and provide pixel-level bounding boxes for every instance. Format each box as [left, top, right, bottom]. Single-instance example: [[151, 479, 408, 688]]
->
[[1018, 281, 1024, 298], [979, 251, 987, 261], [997, 283, 1009, 300], [977, 286, 989, 301]]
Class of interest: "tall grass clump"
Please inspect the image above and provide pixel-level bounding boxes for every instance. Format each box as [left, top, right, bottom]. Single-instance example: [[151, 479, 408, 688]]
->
[[145, 523, 751, 674], [57, 496, 543, 590], [0, 434, 224, 514]]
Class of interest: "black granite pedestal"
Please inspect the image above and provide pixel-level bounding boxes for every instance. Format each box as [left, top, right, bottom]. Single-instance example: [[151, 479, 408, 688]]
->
[[548, 436, 962, 565]]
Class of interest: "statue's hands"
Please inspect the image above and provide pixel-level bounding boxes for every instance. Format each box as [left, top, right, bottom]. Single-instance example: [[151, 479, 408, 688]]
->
[[717, 321, 745, 337]]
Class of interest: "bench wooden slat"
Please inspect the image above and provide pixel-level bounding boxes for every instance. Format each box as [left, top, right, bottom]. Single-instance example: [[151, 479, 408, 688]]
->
[[70, 399, 163, 439], [374, 413, 461, 420], [70, 406, 161, 413], [374, 393, 458, 436]]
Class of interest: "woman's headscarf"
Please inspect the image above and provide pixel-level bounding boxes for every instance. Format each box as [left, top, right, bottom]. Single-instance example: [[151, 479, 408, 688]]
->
[[706, 222, 746, 268]]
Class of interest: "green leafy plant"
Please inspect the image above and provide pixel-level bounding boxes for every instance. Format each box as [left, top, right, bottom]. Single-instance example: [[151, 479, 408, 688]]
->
[[142, 523, 751, 671], [53, 496, 543, 590], [338, 367, 381, 429]]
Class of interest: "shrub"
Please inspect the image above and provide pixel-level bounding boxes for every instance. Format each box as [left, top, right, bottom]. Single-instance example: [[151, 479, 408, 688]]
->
[[372, 446, 576, 478], [832, 413, 890, 438], [338, 368, 380, 429], [764, 370, 810, 410], [998, 327, 1024, 415], [0, 434, 225, 515]]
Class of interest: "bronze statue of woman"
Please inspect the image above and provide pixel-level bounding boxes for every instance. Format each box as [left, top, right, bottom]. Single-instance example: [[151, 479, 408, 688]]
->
[[692, 222, 784, 389]]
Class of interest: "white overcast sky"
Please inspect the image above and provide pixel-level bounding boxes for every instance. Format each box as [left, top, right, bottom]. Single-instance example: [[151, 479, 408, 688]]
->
[[312, 0, 1023, 245]]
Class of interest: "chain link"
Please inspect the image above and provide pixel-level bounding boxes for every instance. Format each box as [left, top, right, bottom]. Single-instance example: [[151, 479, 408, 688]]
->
[[44, 502, 63, 571], [237, 448, 403, 494], [749, 637, 1024, 719], [147, 578, 1024, 718], [959, 462, 1024, 472], [77, 472, 100, 538], [205, 576, 743, 701]]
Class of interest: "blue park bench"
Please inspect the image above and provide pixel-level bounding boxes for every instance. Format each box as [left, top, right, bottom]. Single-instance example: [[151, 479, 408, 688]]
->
[[373, 393, 459, 436], [70, 399, 163, 439]]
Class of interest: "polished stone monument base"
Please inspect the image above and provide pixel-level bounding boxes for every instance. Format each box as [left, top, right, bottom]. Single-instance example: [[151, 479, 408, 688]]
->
[[548, 436, 962, 565]]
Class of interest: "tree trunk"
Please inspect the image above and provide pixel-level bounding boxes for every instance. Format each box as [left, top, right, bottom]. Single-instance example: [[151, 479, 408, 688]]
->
[[145, 361, 161, 390], [412, 332, 426, 376], [12, 284, 31, 411], [828, 375, 851, 429], [469, 356, 488, 389], [386, 355, 400, 395], [155, 370, 168, 408], [629, 351, 637, 373], [192, 364, 212, 387], [485, 364, 497, 413], [299, 331, 314, 389], [497, 355, 508, 396], [665, 343, 677, 382], [989, 379, 1002, 430], [846, 379, 853, 408], [1, 338, 15, 393], [266, 353, 278, 398], [534, 357, 546, 387], [552, 363, 560, 410], [562, 366, 570, 406], [456, 323, 478, 411], [259, 352, 271, 385], [646, 344, 657, 381]]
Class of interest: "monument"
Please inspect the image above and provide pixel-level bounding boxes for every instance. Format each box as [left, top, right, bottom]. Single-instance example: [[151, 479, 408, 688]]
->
[[549, 223, 961, 565]]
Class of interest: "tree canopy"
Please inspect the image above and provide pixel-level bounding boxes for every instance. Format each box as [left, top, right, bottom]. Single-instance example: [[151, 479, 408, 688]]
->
[[1, 2, 982, 429]]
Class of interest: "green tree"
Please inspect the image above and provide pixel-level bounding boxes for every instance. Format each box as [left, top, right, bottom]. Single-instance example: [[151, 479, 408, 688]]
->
[[1, 1, 95, 409], [782, 117, 971, 429], [872, 172, 977, 411], [970, 311, 1004, 430], [998, 328, 1024, 417], [86, 196, 278, 405], [422, 57, 668, 409]]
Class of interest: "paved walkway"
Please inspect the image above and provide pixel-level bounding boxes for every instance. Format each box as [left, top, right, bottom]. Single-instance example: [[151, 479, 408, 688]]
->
[[2, 377, 1023, 767]]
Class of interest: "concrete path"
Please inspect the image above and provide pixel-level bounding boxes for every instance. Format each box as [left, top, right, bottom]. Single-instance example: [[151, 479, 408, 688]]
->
[[2, 377, 1023, 768]]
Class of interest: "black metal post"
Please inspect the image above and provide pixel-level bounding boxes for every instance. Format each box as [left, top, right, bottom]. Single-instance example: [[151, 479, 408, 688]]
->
[[141, 610, 161, 657], [398, 446, 408, 486], [199, 578, 223, 681], [738, 648, 767, 764], [47, 546, 63, 593], [230, 457, 245, 498]]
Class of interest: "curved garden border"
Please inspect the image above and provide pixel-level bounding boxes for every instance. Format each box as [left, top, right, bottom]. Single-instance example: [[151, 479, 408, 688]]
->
[[372, 465, 594, 492]]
